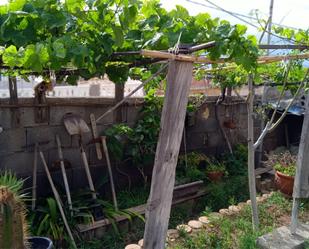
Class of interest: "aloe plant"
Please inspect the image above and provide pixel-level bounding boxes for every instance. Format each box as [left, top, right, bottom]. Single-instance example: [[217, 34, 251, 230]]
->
[[0, 172, 28, 249]]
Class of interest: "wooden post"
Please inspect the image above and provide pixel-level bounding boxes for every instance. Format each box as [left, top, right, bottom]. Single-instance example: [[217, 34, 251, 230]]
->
[[291, 89, 309, 233], [8, 76, 20, 127], [114, 83, 125, 123], [247, 74, 259, 230], [143, 60, 193, 249]]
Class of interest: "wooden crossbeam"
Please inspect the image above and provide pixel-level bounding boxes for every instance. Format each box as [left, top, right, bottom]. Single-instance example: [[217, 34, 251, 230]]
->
[[141, 50, 309, 65]]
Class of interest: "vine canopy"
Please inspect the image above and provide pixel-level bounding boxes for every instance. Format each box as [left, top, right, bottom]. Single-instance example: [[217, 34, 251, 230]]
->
[[0, 0, 259, 84]]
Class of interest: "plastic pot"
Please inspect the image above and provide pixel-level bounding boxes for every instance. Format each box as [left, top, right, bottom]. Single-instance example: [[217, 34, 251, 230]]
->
[[275, 171, 294, 196], [28, 237, 53, 249]]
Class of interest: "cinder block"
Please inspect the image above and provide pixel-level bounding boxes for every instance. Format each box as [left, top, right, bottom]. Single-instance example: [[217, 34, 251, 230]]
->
[[257, 224, 309, 249], [0, 151, 34, 175], [0, 128, 26, 152], [192, 117, 218, 133], [125, 105, 142, 123], [208, 132, 223, 147], [47, 147, 84, 171], [86, 107, 114, 125], [49, 106, 87, 125], [19, 107, 36, 127], [26, 126, 71, 148], [0, 108, 12, 129]]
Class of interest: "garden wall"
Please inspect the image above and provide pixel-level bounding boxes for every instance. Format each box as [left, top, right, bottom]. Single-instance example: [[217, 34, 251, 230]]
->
[[0, 96, 282, 196]]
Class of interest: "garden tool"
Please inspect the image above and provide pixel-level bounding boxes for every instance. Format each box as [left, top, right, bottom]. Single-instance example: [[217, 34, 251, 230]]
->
[[101, 136, 118, 211], [38, 148, 77, 249], [22, 140, 50, 211], [32, 142, 38, 211], [63, 113, 97, 199], [55, 134, 73, 215], [90, 113, 102, 160]]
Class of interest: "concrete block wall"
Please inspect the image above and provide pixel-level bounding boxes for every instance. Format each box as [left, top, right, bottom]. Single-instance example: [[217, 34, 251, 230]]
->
[[184, 99, 262, 155], [0, 96, 280, 196], [0, 97, 143, 196]]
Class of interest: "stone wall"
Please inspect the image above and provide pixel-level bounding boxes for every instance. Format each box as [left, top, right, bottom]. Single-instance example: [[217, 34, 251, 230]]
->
[[0, 96, 281, 196]]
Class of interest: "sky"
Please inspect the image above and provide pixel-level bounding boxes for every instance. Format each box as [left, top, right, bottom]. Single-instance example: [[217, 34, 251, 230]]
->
[[160, 0, 308, 35]]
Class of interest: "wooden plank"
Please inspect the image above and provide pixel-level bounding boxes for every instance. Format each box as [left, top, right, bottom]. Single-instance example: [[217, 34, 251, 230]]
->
[[143, 60, 193, 249], [77, 189, 208, 233], [255, 166, 273, 176]]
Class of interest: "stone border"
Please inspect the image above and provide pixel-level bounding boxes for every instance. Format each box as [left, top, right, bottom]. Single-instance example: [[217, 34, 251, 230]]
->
[[124, 192, 274, 248]]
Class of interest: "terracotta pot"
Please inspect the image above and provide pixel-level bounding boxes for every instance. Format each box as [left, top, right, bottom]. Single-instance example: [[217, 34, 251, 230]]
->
[[275, 170, 294, 196], [223, 120, 236, 129], [207, 171, 224, 182]]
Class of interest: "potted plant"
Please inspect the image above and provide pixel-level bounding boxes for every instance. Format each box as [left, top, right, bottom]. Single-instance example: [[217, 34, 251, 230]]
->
[[0, 171, 53, 249], [206, 160, 226, 182], [265, 151, 297, 196]]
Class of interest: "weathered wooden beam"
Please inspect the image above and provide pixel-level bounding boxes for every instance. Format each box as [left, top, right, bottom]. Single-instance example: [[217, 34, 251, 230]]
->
[[141, 49, 309, 64], [259, 44, 309, 50], [143, 60, 193, 249], [247, 74, 259, 230], [291, 84, 309, 233], [8, 76, 20, 127]]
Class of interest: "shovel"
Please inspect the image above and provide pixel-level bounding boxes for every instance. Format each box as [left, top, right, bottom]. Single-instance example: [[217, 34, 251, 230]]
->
[[63, 113, 96, 199]]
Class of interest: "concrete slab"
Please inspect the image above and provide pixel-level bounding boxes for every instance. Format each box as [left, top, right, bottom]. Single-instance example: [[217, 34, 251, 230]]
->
[[257, 223, 309, 249]]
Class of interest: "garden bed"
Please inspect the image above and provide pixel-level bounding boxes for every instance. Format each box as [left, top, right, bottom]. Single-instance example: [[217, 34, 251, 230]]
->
[[77, 181, 206, 237], [167, 192, 309, 249]]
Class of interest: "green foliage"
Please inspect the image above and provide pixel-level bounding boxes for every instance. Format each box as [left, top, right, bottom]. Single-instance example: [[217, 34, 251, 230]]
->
[[0, 0, 259, 84], [0, 172, 28, 249], [274, 163, 296, 176], [205, 158, 226, 173], [104, 90, 162, 183], [0, 171, 24, 195], [265, 151, 297, 177], [176, 152, 208, 184], [221, 144, 248, 176], [117, 186, 149, 209], [169, 192, 296, 249]]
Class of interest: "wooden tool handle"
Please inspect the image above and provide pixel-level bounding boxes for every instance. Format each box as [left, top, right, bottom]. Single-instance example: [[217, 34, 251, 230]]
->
[[90, 113, 102, 160], [101, 136, 118, 211], [56, 135, 73, 213], [80, 143, 97, 199], [39, 150, 77, 249]]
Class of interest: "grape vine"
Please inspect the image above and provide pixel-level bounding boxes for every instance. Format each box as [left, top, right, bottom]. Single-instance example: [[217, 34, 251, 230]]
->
[[0, 0, 260, 85]]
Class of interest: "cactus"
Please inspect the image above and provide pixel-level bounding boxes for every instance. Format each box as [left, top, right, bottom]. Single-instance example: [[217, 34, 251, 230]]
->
[[0, 172, 29, 249]]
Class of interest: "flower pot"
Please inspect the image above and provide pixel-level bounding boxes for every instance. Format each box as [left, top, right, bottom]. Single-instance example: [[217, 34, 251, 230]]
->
[[275, 171, 294, 196], [223, 120, 236, 129], [207, 171, 224, 182], [27, 237, 53, 249]]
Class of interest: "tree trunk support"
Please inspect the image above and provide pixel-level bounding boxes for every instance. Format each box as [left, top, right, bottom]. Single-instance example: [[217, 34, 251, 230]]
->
[[143, 60, 193, 249], [247, 74, 259, 230]]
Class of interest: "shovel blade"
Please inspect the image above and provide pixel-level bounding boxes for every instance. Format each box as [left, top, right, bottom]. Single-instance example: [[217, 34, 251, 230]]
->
[[63, 113, 90, 135]]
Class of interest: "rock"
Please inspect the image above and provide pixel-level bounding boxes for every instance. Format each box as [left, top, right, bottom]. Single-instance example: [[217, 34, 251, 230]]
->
[[219, 208, 231, 215], [256, 196, 265, 203], [167, 229, 179, 239], [228, 205, 241, 213], [198, 216, 210, 225], [237, 202, 247, 208], [188, 220, 203, 229], [176, 224, 192, 233], [262, 193, 271, 198], [247, 200, 252, 205], [257, 224, 309, 249], [138, 239, 143, 247], [208, 212, 223, 220], [125, 244, 141, 249]]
